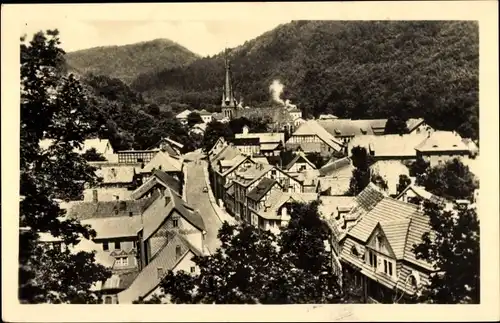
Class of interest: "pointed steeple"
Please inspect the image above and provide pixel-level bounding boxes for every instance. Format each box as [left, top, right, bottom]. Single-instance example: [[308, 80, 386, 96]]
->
[[222, 48, 237, 108]]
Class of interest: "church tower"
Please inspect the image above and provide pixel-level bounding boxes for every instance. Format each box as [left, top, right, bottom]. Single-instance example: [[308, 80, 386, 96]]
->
[[221, 48, 238, 119]]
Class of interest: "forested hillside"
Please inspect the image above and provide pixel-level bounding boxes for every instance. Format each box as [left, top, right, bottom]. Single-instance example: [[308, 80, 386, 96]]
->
[[66, 39, 199, 84], [130, 21, 479, 139]]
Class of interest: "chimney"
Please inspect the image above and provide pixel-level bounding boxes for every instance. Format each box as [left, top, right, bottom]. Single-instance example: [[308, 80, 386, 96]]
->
[[92, 189, 98, 202], [157, 267, 164, 280]]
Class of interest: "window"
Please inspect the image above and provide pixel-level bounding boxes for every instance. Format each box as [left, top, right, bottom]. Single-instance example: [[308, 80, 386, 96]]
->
[[104, 296, 113, 304], [115, 257, 128, 267], [388, 262, 393, 276], [103, 242, 109, 251], [132, 241, 136, 249], [190, 266, 196, 273], [368, 251, 378, 268], [173, 219, 179, 228], [114, 241, 121, 250], [175, 245, 182, 258]]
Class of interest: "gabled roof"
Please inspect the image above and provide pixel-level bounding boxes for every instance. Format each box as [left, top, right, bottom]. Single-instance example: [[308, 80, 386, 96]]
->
[[233, 163, 276, 187], [291, 120, 344, 151], [319, 157, 353, 176], [175, 109, 192, 119], [246, 178, 280, 202], [406, 118, 425, 132], [142, 151, 183, 173], [191, 123, 208, 132], [147, 138, 181, 156], [210, 144, 241, 164], [415, 131, 469, 152], [258, 191, 318, 220], [284, 152, 317, 171], [141, 188, 205, 240], [131, 170, 181, 200], [81, 216, 143, 239], [396, 185, 447, 205], [117, 232, 202, 304], [343, 182, 386, 222], [318, 119, 375, 137], [343, 196, 435, 271], [66, 199, 153, 220]]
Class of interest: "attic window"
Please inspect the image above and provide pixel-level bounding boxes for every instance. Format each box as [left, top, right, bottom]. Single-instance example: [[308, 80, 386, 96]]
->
[[452, 144, 457, 147], [175, 245, 182, 258], [432, 144, 438, 148], [351, 245, 360, 257]]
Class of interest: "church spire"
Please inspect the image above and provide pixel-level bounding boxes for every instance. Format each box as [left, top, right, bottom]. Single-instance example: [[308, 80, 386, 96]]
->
[[222, 48, 236, 108]]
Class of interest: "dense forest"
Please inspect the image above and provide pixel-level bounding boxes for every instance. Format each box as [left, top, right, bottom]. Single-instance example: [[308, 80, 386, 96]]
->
[[66, 39, 199, 84], [127, 21, 479, 139]]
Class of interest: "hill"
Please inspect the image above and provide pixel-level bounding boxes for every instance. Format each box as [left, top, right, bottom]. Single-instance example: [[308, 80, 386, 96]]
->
[[130, 21, 479, 139], [65, 39, 200, 84]]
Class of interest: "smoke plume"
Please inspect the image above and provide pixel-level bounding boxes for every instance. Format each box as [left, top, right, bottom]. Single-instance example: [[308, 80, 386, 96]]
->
[[269, 80, 285, 105]]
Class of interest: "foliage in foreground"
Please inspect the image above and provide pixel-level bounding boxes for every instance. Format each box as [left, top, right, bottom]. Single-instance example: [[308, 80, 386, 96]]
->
[[20, 29, 111, 303]]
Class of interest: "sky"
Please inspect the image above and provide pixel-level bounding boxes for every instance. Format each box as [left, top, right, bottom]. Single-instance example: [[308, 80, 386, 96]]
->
[[20, 20, 292, 57]]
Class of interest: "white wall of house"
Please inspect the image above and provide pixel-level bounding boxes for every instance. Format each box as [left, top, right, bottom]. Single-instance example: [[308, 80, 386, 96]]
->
[[287, 160, 315, 173], [419, 152, 469, 168]]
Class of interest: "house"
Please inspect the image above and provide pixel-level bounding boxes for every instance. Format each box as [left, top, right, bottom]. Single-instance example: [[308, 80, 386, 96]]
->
[[247, 189, 318, 232], [340, 183, 387, 232], [229, 163, 304, 221], [40, 138, 116, 161], [190, 123, 207, 136], [141, 151, 184, 182], [283, 151, 317, 173], [347, 133, 429, 162], [117, 149, 159, 164], [318, 114, 338, 120], [234, 126, 285, 157], [231, 137, 261, 156], [286, 120, 344, 156], [396, 185, 447, 207], [194, 109, 214, 123], [288, 107, 302, 121], [290, 170, 321, 193], [83, 165, 140, 202], [293, 117, 306, 128], [317, 157, 354, 196], [212, 112, 230, 123], [406, 118, 434, 135], [131, 170, 182, 199], [148, 137, 182, 157], [175, 109, 192, 125], [369, 160, 411, 196], [207, 137, 228, 159], [117, 187, 207, 303], [340, 197, 437, 303], [414, 131, 470, 167]]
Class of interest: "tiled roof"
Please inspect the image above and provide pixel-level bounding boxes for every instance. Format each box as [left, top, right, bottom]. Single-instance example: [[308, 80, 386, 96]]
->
[[142, 188, 205, 240], [94, 166, 135, 184], [260, 142, 281, 151], [415, 131, 469, 152], [234, 163, 275, 187], [343, 183, 386, 222], [347, 198, 419, 242], [378, 219, 411, 259], [251, 156, 269, 165], [130, 171, 181, 200], [291, 120, 344, 151], [67, 200, 152, 220], [81, 216, 142, 239], [175, 109, 192, 119], [147, 138, 181, 156], [247, 178, 279, 202], [317, 176, 351, 196], [210, 144, 241, 164], [258, 191, 317, 220], [396, 185, 447, 206], [341, 196, 435, 296], [284, 152, 317, 171], [142, 151, 183, 173], [370, 160, 410, 196], [117, 233, 202, 303], [318, 119, 375, 137], [319, 157, 352, 176]]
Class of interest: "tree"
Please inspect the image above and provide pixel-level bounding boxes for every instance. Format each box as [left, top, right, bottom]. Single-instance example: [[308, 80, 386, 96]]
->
[[187, 112, 203, 128], [384, 116, 409, 135], [20, 30, 111, 303], [305, 152, 327, 169], [371, 173, 388, 192], [202, 120, 233, 153], [347, 146, 373, 195], [409, 155, 430, 178], [413, 201, 480, 303], [417, 158, 478, 200], [396, 174, 412, 195], [81, 148, 107, 161], [156, 201, 344, 304]]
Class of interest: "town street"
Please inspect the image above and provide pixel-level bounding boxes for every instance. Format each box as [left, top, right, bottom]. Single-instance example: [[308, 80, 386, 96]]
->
[[183, 154, 223, 254]]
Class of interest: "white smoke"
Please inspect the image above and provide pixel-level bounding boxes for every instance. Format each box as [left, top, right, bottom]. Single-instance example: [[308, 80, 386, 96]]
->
[[285, 99, 297, 109], [269, 80, 285, 105]]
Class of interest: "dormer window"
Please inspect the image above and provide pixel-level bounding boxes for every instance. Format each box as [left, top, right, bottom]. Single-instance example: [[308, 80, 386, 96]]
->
[[351, 245, 360, 257]]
